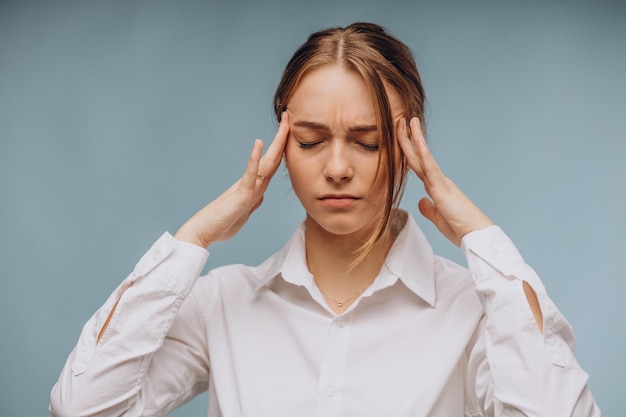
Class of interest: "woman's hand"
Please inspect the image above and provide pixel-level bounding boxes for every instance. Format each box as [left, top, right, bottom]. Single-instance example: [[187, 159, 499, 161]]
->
[[397, 117, 492, 246], [174, 112, 290, 248]]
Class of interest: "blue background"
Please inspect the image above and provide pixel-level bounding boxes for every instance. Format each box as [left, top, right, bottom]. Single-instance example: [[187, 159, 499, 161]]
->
[[1, 0, 624, 415]]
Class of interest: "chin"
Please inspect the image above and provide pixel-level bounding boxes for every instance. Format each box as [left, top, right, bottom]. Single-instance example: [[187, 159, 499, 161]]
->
[[306, 213, 379, 239], [323, 223, 364, 237]]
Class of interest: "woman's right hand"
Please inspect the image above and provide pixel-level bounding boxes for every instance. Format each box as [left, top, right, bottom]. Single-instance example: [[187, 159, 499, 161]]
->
[[174, 112, 290, 248]]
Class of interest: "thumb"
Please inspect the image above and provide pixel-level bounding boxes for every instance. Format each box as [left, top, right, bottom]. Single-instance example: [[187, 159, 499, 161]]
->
[[418, 197, 437, 224], [250, 195, 264, 214], [418, 197, 461, 246]]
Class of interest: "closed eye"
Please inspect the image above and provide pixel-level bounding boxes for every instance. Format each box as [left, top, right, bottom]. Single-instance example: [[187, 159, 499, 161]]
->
[[357, 142, 379, 152], [298, 141, 322, 150]]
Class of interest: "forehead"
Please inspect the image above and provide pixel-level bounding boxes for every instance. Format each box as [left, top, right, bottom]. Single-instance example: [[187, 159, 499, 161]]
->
[[287, 64, 403, 125], [288, 65, 373, 122]]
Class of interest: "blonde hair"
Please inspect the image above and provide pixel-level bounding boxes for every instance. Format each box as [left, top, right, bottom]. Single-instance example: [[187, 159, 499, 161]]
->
[[274, 22, 426, 263]]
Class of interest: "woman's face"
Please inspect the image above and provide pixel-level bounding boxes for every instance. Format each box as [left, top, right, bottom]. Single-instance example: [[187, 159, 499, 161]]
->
[[284, 64, 402, 238]]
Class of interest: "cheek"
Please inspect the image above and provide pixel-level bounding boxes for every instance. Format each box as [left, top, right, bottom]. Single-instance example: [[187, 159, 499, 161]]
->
[[360, 153, 387, 185], [371, 176, 389, 205], [369, 159, 390, 201]]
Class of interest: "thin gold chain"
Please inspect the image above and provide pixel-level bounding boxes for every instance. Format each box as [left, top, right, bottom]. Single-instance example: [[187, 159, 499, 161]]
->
[[317, 285, 368, 308]]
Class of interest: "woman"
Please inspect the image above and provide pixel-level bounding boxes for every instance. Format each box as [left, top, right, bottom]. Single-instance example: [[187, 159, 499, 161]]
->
[[50, 23, 600, 416]]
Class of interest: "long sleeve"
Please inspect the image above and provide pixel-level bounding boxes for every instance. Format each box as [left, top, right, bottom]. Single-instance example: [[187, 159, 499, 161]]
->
[[50, 232, 210, 417], [461, 225, 601, 416]]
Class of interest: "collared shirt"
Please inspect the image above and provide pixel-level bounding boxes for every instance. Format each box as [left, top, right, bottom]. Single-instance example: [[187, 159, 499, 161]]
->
[[50, 212, 600, 416]]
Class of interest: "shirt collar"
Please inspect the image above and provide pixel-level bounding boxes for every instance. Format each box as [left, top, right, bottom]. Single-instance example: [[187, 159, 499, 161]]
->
[[254, 223, 313, 291], [381, 211, 436, 306], [254, 210, 436, 307]]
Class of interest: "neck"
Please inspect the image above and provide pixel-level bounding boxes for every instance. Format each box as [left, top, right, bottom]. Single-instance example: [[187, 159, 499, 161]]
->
[[304, 215, 393, 312]]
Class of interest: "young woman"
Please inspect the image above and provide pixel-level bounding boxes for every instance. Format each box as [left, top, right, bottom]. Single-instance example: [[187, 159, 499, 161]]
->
[[50, 23, 600, 416]]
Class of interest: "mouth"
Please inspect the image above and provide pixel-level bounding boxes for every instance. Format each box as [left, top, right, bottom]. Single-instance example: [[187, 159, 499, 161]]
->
[[318, 194, 360, 208]]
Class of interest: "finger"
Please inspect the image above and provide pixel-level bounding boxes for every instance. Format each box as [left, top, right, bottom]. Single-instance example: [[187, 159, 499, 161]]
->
[[417, 197, 436, 223], [258, 111, 290, 178], [241, 139, 264, 190], [409, 117, 445, 187], [418, 197, 459, 245], [396, 117, 426, 181]]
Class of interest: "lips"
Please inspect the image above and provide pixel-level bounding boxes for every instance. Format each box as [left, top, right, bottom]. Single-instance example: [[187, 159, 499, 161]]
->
[[318, 194, 360, 208]]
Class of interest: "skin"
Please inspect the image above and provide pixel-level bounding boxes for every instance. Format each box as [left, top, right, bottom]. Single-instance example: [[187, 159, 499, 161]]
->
[[283, 65, 399, 309], [285, 65, 390, 238], [100, 63, 544, 341]]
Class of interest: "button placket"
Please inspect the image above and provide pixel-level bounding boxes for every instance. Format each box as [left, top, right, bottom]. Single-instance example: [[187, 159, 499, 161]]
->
[[314, 314, 353, 416]]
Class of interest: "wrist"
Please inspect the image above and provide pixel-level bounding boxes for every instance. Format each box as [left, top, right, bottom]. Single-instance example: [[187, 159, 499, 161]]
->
[[458, 217, 493, 243], [174, 226, 211, 248]]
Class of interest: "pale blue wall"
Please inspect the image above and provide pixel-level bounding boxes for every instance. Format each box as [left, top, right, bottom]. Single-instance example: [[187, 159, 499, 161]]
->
[[1, 0, 624, 415]]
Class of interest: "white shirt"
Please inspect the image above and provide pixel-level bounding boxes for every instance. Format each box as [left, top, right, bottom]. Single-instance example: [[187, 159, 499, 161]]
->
[[50, 212, 600, 416]]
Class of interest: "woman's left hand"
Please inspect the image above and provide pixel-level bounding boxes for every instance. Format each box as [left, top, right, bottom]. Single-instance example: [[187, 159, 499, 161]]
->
[[397, 117, 493, 246]]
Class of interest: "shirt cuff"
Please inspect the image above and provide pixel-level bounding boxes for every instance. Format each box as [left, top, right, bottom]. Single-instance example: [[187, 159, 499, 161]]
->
[[127, 232, 210, 295], [460, 225, 546, 293]]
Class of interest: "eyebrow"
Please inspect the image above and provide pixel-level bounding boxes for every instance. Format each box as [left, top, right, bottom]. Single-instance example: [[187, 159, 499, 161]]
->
[[293, 121, 377, 133]]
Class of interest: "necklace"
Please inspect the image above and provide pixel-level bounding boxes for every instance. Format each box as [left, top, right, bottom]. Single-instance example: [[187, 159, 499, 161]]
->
[[318, 285, 368, 308]]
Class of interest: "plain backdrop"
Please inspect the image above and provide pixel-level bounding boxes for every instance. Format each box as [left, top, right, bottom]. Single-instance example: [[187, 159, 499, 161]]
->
[[1, 0, 624, 415]]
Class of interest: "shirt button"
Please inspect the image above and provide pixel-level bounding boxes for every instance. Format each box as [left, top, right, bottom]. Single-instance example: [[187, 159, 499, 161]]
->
[[327, 387, 336, 397], [490, 244, 500, 254], [336, 319, 346, 328]]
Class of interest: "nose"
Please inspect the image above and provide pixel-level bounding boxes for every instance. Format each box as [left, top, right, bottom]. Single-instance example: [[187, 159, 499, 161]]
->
[[323, 141, 353, 182]]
